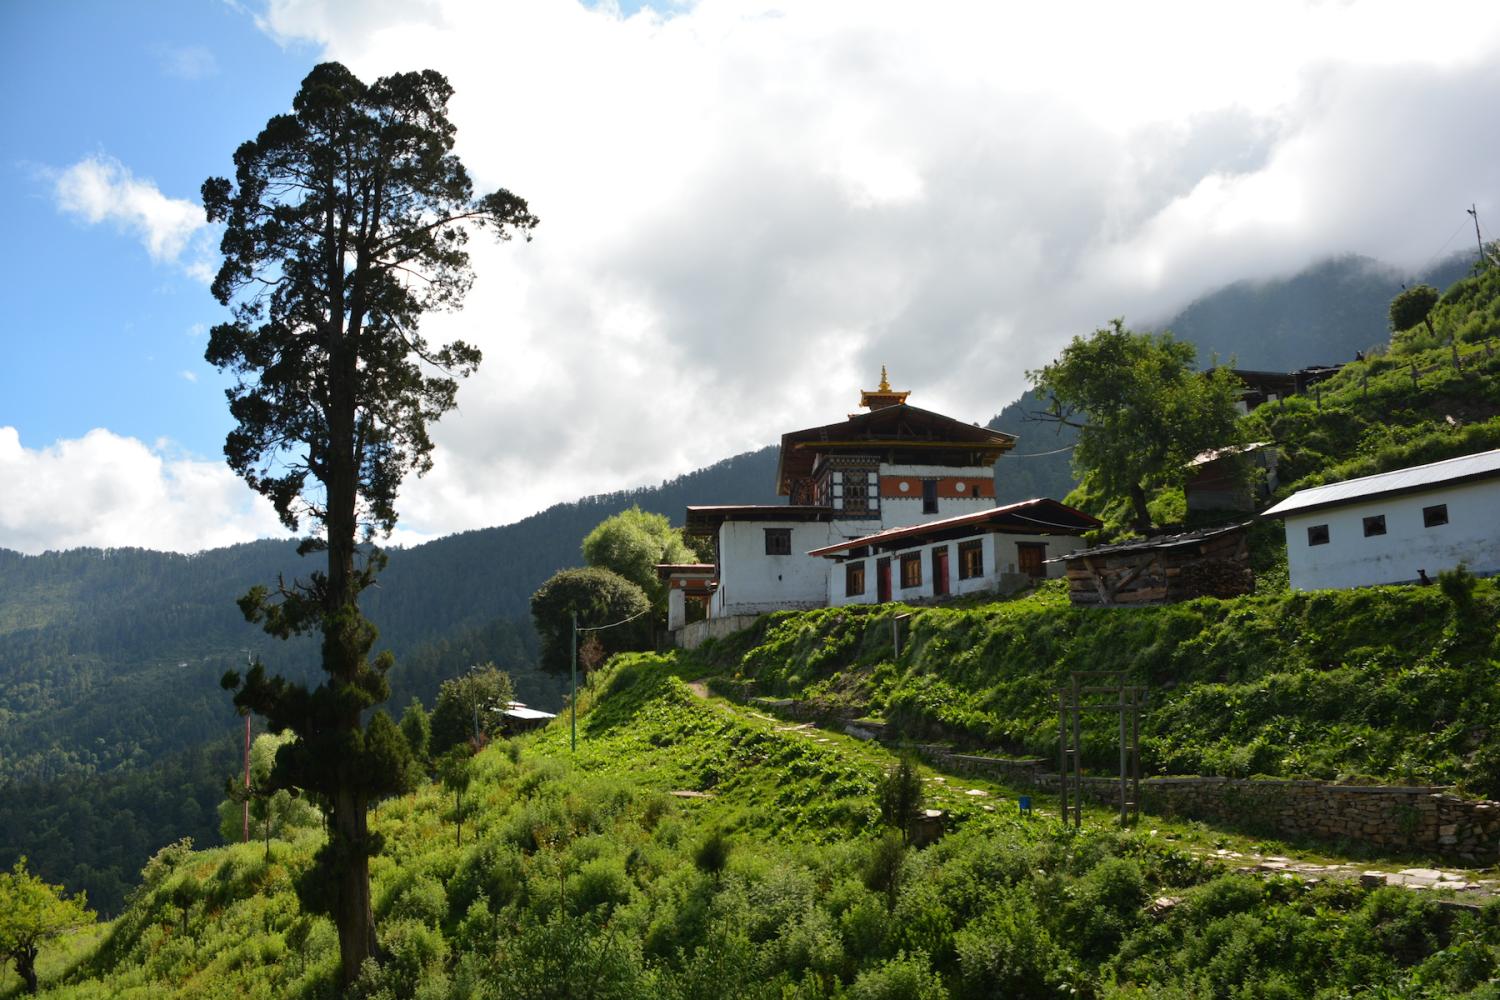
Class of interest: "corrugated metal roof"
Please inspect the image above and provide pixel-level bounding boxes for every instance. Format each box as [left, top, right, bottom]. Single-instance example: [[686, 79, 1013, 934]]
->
[[1050, 522, 1249, 562], [807, 498, 1099, 557], [1261, 448, 1500, 518]]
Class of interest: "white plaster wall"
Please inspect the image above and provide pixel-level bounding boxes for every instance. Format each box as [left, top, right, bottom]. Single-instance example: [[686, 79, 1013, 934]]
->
[[712, 520, 839, 617], [1283, 479, 1500, 591], [825, 531, 1085, 606], [877, 463, 995, 528], [667, 588, 686, 631]]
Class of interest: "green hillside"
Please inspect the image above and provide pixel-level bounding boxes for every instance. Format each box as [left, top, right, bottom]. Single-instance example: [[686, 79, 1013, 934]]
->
[[14, 651, 1500, 999]]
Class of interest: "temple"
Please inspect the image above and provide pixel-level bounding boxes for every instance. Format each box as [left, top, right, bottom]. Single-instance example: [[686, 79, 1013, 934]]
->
[[662, 371, 1099, 640]]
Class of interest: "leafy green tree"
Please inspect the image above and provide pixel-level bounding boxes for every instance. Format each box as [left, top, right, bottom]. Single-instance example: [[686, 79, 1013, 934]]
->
[[204, 61, 536, 984], [1389, 284, 1440, 338], [581, 505, 697, 609], [429, 663, 515, 755], [529, 567, 652, 673], [0, 858, 93, 994], [398, 698, 432, 768], [217, 731, 321, 858], [1028, 319, 1244, 533]]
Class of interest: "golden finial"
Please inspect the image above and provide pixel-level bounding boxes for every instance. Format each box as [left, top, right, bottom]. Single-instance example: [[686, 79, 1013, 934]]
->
[[878, 365, 891, 392]]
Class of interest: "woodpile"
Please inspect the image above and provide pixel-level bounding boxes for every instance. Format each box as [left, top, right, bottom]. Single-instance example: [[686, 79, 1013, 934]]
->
[[1061, 524, 1252, 606]]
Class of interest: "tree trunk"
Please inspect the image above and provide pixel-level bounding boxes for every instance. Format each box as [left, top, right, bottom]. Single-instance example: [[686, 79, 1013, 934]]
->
[[19, 946, 38, 994], [332, 789, 377, 985], [1129, 483, 1152, 535]]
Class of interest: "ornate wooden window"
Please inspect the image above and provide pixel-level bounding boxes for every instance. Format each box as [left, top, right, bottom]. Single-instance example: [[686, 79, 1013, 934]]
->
[[900, 552, 922, 588], [958, 539, 984, 579], [922, 479, 938, 514], [764, 528, 792, 555], [843, 477, 869, 513], [845, 561, 866, 596]]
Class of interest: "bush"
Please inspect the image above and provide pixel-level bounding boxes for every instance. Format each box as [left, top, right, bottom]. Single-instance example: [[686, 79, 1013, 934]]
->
[[849, 950, 949, 1000]]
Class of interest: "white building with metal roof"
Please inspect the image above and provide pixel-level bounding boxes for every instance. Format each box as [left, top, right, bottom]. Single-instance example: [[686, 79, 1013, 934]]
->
[[1261, 448, 1500, 590]]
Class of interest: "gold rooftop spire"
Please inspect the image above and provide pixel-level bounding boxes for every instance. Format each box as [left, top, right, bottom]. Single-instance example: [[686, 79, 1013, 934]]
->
[[858, 365, 910, 411]]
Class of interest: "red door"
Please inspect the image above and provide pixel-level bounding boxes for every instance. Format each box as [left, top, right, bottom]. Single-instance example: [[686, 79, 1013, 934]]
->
[[932, 547, 950, 596], [877, 557, 892, 602]]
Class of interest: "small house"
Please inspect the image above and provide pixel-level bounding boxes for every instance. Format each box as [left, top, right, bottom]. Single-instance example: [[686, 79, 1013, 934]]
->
[[1057, 523, 1253, 606], [1261, 448, 1500, 590], [808, 498, 1099, 605]]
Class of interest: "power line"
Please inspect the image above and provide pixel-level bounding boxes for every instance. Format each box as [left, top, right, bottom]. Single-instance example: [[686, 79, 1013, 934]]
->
[[577, 607, 651, 632], [1001, 444, 1077, 458]]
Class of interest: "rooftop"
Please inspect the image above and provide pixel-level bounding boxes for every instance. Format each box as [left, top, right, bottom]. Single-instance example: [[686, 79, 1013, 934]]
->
[[1261, 448, 1500, 519], [807, 498, 1099, 557]]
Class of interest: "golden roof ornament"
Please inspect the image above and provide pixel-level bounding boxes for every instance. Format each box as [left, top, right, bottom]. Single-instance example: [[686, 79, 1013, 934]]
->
[[858, 365, 910, 411]]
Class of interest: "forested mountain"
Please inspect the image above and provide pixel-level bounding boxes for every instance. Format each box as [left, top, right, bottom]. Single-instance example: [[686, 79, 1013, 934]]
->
[[989, 252, 1475, 504]]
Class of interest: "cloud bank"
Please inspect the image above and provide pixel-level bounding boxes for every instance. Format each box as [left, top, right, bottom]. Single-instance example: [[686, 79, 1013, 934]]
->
[[17, 0, 1500, 554], [0, 427, 287, 555]]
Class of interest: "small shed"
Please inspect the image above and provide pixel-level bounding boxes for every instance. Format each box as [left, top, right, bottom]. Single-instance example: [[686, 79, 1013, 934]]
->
[[1056, 523, 1253, 606], [502, 701, 556, 735]]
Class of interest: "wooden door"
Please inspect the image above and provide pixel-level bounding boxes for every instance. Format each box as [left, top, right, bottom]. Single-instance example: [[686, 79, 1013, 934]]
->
[[877, 557, 892, 602], [1017, 542, 1047, 579], [932, 547, 950, 596]]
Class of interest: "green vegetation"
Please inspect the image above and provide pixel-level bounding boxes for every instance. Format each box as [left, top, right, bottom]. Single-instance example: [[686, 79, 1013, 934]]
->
[[530, 568, 653, 674], [582, 505, 700, 611], [427, 664, 515, 757], [686, 573, 1500, 794], [1028, 319, 1244, 533], [0, 858, 93, 995], [17, 653, 1500, 998]]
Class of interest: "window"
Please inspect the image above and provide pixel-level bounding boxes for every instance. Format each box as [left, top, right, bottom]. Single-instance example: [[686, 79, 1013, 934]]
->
[[1362, 514, 1386, 537], [845, 561, 866, 597], [922, 479, 938, 514], [958, 539, 984, 580], [1423, 503, 1449, 527], [1307, 524, 1329, 546], [764, 528, 792, 555], [843, 478, 869, 513], [900, 552, 922, 588]]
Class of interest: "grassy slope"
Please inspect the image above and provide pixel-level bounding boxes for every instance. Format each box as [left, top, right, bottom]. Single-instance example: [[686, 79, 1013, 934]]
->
[[20, 655, 1500, 999]]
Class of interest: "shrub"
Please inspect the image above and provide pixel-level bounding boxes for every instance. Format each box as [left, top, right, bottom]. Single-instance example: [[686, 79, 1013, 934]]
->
[[848, 950, 949, 1000]]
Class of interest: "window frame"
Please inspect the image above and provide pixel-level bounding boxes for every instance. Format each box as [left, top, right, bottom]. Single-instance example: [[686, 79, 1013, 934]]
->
[[764, 527, 792, 556], [845, 560, 866, 597], [1423, 503, 1449, 528], [1307, 524, 1330, 546], [1362, 514, 1386, 538], [921, 479, 939, 515], [957, 539, 984, 580], [899, 552, 922, 589]]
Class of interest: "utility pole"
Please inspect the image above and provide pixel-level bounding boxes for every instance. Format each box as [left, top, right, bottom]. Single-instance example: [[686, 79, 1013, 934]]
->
[[1470, 205, 1485, 265], [242, 711, 251, 843], [570, 611, 578, 752]]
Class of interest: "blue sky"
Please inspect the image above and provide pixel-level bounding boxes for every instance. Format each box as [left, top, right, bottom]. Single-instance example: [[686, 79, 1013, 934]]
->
[[2, 1, 1498, 555], [1, 2, 316, 459]]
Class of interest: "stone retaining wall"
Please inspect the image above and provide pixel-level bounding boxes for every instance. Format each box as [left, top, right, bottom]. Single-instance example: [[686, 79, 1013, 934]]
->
[[926, 749, 1500, 862]]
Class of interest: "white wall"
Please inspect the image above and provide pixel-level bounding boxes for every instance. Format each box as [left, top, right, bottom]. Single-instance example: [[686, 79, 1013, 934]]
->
[[876, 463, 996, 528], [712, 520, 840, 617], [1283, 479, 1500, 591], [826, 531, 1087, 606]]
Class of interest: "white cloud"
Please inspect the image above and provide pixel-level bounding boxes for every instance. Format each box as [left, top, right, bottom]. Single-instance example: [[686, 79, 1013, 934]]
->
[[180, 370, 198, 382], [0, 427, 289, 555], [52, 154, 213, 275], [122, 0, 1500, 543]]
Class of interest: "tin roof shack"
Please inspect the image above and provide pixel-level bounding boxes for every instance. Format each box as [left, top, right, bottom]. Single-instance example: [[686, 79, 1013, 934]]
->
[[1185, 442, 1278, 513], [1057, 523, 1253, 606]]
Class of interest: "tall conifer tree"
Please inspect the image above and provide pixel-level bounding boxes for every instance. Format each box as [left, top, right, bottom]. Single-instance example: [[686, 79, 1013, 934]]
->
[[204, 62, 536, 983]]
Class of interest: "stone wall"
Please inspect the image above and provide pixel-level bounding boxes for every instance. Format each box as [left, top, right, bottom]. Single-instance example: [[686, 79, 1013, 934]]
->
[[925, 749, 1500, 863], [672, 614, 761, 651]]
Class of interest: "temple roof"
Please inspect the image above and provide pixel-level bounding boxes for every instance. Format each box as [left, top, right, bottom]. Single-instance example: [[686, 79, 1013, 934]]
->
[[807, 498, 1098, 557], [776, 403, 1017, 496]]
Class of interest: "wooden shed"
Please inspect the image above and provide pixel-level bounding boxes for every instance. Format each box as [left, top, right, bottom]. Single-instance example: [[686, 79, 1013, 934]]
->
[[1056, 523, 1253, 606]]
